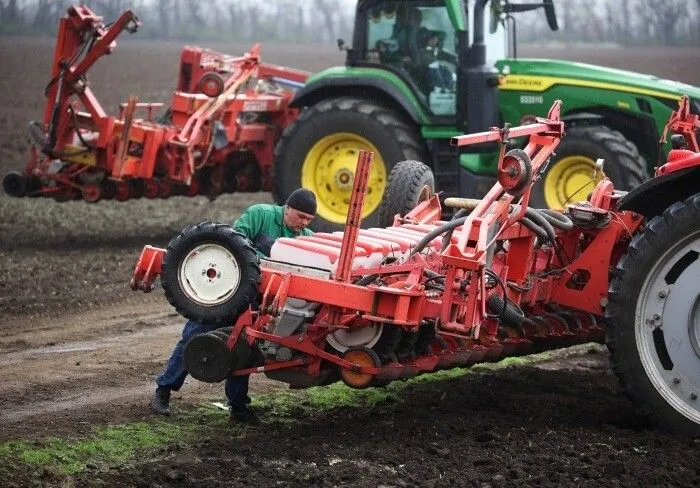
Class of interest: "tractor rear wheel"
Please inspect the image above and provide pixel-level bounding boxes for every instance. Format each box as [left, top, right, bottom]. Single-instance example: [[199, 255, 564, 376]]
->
[[377, 160, 435, 227], [530, 126, 647, 209], [606, 193, 700, 435], [273, 97, 426, 232], [161, 221, 261, 327]]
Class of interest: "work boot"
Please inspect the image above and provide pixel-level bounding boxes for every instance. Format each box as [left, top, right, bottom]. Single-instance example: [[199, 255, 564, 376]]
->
[[151, 387, 171, 415], [229, 406, 260, 426]]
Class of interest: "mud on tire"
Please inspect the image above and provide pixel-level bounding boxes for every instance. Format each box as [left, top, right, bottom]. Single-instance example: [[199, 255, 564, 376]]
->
[[605, 193, 700, 435], [161, 221, 260, 326]]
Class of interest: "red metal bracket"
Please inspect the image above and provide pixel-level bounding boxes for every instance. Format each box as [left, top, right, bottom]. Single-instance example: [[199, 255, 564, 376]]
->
[[130, 245, 165, 292]]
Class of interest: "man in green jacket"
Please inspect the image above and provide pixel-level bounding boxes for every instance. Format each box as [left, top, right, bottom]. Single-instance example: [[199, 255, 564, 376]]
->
[[152, 188, 317, 424], [234, 188, 316, 257]]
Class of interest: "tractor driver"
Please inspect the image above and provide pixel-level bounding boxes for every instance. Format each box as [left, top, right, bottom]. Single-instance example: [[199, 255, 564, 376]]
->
[[394, 7, 423, 67], [152, 188, 317, 425]]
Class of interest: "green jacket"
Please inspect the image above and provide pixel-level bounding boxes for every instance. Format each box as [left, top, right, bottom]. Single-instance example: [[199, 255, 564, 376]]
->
[[232, 203, 313, 257]]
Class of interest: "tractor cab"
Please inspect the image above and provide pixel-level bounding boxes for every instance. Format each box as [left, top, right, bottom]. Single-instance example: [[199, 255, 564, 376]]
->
[[347, 0, 557, 125], [279, 0, 696, 231]]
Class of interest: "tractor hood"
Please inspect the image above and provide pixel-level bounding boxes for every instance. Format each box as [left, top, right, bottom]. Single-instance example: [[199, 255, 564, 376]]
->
[[495, 58, 700, 103]]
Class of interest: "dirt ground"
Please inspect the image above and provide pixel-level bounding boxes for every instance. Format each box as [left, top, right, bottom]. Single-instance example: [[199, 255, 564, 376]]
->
[[1, 39, 699, 487]]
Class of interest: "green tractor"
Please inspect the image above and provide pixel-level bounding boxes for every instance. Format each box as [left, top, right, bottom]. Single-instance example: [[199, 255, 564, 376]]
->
[[273, 0, 700, 230]]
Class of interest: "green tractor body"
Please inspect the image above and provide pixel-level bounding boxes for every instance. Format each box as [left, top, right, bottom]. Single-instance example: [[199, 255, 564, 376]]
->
[[274, 0, 700, 230]]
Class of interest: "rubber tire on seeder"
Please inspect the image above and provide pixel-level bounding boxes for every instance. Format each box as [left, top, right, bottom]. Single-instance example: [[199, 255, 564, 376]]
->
[[273, 96, 426, 232], [377, 160, 435, 227], [606, 194, 700, 436], [3, 171, 28, 197], [182, 332, 234, 383], [183, 329, 258, 383], [161, 221, 261, 327], [530, 125, 647, 208]]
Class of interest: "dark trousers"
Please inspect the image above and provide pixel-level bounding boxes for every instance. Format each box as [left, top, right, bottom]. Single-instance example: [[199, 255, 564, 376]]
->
[[156, 320, 250, 410]]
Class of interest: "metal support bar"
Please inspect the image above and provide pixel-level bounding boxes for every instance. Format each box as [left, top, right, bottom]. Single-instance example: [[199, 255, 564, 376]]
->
[[335, 150, 373, 283]]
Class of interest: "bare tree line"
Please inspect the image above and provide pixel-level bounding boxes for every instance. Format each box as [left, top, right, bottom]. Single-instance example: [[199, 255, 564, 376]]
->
[[515, 0, 699, 45], [0, 0, 355, 42], [0, 0, 698, 46]]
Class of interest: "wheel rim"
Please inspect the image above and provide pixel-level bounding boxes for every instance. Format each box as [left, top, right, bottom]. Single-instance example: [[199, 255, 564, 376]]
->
[[326, 323, 384, 353], [544, 155, 602, 209], [635, 229, 700, 425], [82, 184, 101, 203], [178, 243, 241, 306], [301, 133, 387, 224], [340, 348, 379, 388]]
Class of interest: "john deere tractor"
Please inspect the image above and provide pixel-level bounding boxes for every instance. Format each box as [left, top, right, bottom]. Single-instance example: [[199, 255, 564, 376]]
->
[[273, 0, 700, 231]]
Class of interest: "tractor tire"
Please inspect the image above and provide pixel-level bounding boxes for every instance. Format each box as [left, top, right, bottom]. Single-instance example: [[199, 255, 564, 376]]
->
[[273, 96, 426, 232], [377, 160, 435, 227], [605, 193, 700, 435], [530, 125, 647, 209], [161, 221, 261, 327]]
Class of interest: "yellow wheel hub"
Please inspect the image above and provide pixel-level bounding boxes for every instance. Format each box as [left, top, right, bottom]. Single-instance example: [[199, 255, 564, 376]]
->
[[301, 133, 387, 224], [544, 155, 603, 209]]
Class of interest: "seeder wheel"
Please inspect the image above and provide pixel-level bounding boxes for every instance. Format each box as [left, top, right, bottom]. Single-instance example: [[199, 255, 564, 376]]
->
[[184, 179, 200, 197], [143, 179, 160, 199], [157, 179, 173, 198], [377, 160, 435, 227], [607, 194, 700, 435], [114, 181, 130, 201], [3, 171, 28, 197], [498, 149, 533, 197], [101, 180, 117, 200], [81, 183, 102, 203], [161, 221, 260, 326], [182, 332, 234, 383], [128, 179, 145, 199], [340, 347, 381, 389]]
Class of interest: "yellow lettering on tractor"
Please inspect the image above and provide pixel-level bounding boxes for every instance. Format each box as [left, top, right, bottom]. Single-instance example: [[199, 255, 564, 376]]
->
[[500, 74, 681, 100]]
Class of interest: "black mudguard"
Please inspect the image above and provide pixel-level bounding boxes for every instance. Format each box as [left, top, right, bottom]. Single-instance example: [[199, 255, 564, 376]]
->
[[617, 166, 700, 218]]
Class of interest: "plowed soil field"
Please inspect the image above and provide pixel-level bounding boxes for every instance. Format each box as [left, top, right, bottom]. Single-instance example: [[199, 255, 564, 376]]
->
[[1, 39, 698, 487]]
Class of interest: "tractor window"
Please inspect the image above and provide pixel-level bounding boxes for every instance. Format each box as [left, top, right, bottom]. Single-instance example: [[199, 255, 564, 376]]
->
[[365, 2, 457, 116]]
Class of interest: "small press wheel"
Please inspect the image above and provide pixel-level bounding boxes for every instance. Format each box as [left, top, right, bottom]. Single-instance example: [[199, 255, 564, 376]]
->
[[340, 346, 381, 389], [81, 183, 102, 203], [182, 332, 234, 383], [198, 72, 225, 98], [498, 149, 532, 197]]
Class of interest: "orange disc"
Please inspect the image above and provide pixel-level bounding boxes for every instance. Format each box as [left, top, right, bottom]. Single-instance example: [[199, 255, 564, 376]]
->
[[340, 348, 379, 389]]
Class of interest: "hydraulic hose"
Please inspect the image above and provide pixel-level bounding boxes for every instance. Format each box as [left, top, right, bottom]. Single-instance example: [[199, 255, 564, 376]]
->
[[516, 205, 569, 265], [409, 216, 468, 257], [354, 274, 379, 286], [519, 217, 549, 243], [538, 208, 574, 230], [511, 205, 557, 244], [440, 208, 468, 252]]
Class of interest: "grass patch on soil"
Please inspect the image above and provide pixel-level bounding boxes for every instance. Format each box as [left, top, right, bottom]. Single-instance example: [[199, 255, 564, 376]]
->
[[0, 345, 592, 484], [0, 421, 186, 485]]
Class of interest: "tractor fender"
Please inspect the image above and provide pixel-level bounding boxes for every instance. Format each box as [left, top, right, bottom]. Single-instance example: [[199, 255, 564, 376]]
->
[[290, 77, 424, 125], [560, 112, 604, 126], [617, 166, 700, 219]]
